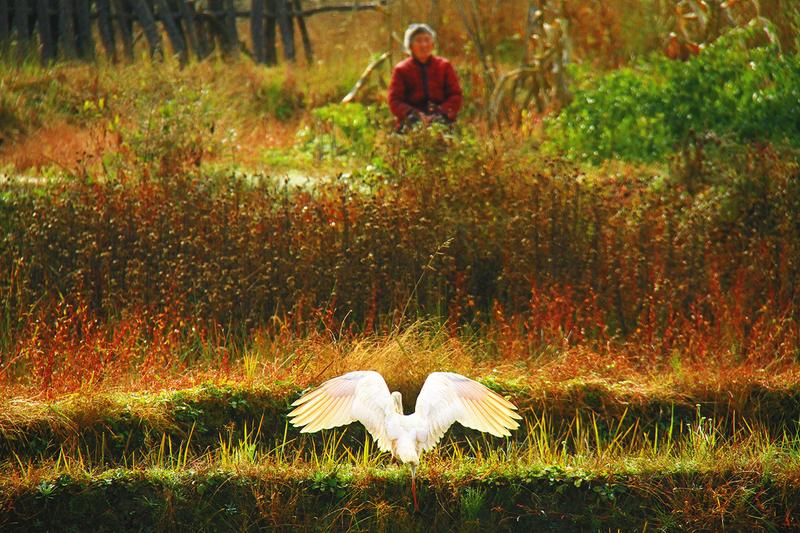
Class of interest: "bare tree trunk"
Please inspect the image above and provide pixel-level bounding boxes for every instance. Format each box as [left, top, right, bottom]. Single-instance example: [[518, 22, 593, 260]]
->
[[59, 0, 77, 59], [276, 0, 295, 61], [96, 0, 117, 61], [112, 0, 135, 61], [37, 0, 56, 62], [551, 4, 571, 109], [511, 0, 539, 99], [130, 0, 163, 58], [265, 0, 277, 64], [293, 0, 313, 64], [75, 0, 95, 60], [522, 0, 540, 65], [155, 0, 187, 63]]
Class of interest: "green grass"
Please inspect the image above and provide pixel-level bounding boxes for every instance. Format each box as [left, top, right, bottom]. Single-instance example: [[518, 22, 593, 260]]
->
[[3, 432, 800, 531]]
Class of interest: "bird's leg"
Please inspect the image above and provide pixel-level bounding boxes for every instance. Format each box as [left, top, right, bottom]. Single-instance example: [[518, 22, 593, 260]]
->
[[410, 464, 419, 512], [412, 474, 418, 512]]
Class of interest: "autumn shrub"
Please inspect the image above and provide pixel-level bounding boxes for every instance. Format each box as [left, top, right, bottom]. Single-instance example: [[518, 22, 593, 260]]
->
[[2, 133, 798, 359]]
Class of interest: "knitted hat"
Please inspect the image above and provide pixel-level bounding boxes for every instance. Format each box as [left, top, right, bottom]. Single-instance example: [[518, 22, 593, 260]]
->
[[403, 23, 437, 55]]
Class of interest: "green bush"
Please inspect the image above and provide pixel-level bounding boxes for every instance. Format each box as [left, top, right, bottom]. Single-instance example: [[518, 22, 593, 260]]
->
[[252, 77, 304, 121], [552, 22, 800, 162], [121, 86, 218, 176]]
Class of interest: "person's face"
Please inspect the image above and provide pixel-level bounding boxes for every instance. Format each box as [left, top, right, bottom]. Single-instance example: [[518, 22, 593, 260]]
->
[[410, 32, 434, 62]]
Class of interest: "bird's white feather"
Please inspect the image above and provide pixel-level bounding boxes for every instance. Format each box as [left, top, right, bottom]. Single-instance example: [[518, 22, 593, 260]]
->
[[414, 372, 522, 450], [288, 370, 395, 452], [288, 370, 522, 461]]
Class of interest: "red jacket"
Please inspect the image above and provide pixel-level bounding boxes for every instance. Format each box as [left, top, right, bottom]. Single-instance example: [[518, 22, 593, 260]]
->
[[388, 55, 463, 126]]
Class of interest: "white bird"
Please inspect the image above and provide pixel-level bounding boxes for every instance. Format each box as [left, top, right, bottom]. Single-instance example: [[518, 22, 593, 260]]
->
[[287, 370, 522, 510]]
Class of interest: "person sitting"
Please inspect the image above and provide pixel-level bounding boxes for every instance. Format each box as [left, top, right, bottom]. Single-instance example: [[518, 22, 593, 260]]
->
[[388, 23, 463, 132]]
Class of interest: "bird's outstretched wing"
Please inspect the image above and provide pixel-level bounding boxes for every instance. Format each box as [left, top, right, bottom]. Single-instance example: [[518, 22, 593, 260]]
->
[[288, 370, 394, 452], [414, 372, 522, 450]]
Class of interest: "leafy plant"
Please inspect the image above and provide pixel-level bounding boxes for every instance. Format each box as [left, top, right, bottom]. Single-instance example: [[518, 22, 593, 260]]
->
[[310, 470, 348, 499], [121, 86, 219, 177], [296, 103, 384, 161], [460, 486, 486, 522], [551, 22, 800, 162]]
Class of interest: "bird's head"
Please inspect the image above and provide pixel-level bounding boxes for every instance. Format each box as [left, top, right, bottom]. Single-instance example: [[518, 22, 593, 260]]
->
[[395, 438, 419, 466], [391, 391, 404, 415]]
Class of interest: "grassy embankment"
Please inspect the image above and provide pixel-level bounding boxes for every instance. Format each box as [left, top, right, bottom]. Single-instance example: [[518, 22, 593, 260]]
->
[[3, 325, 800, 530]]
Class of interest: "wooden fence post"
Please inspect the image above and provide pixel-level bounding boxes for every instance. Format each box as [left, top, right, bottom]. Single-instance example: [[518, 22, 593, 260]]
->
[[112, 0, 135, 61], [13, 0, 31, 58], [207, 0, 227, 57], [293, 0, 313, 64], [223, 0, 240, 58], [76, 0, 96, 60], [96, 0, 117, 61], [0, 0, 10, 47], [37, 0, 57, 62], [276, 0, 295, 61], [195, 0, 216, 59], [154, 0, 188, 63], [177, 0, 203, 60], [0, 0, 382, 66], [59, 0, 77, 59], [265, 0, 277, 64], [251, 0, 266, 63], [130, 0, 163, 58]]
